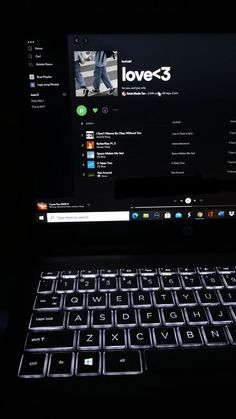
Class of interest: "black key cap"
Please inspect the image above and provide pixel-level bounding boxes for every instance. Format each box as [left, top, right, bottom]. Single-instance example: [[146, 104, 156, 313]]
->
[[129, 328, 152, 348], [178, 327, 203, 346], [61, 270, 78, 278], [139, 268, 157, 276], [48, 352, 74, 377], [120, 269, 138, 276], [41, 271, 59, 279], [208, 306, 232, 324], [100, 269, 118, 277], [162, 308, 185, 325], [25, 331, 75, 351], [30, 312, 65, 330], [38, 279, 54, 294], [181, 274, 202, 289], [153, 327, 178, 347], [103, 350, 142, 375], [139, 308, 161, 326], [110, 292, 129, 308], [92, 310, 113, 328], [77, 277, 96, 292], [120, 276, 138, 290], [198, 266, 216, 273], [56, 278, 75, 293], [132, 292, 152, 307], [185, 307, 209, 325], [18, 353, 48, 377], [159, 267, 176, 274], [178, 267, 196, 274], [175, 290, 197, 306], [222, 274, 236, 288], [226, 324, 236, 344], [161, 275, 181, 290], [87, 293, 107, 308], [104, 329, 126, 349], [217, 266, 235, 273], [197, 290, 219, 305], [153, 291, 175, 306], [34, 295, 62, 311], [68, 310, 89, 328], [140, 276, 160, 290], [64, 293, 84, 310], [80, 269, 99, 277], [99, 277, 118, 291], [201, 274, 223, 289], [218, 289, 236, 305], [78, 329, 101, 349], [230, 306, 236, 321], [76, 351, 101, 376], [116, 309, 137, 327], [202, 326, 228, 346]]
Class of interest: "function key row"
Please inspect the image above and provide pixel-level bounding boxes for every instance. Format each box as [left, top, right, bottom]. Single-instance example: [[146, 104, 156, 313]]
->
[[41, 266, 236, 280], [41, 269, 133, 279]]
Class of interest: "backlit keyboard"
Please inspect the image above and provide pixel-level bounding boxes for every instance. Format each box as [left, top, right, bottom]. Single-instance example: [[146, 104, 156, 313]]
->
[[18, 266, 236, 377]]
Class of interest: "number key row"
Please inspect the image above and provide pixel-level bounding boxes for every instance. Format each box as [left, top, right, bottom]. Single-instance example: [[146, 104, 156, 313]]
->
[[38, 274, 236, 295]]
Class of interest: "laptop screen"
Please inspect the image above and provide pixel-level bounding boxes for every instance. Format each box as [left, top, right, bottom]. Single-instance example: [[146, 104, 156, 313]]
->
[[24, 33, 236, 224]]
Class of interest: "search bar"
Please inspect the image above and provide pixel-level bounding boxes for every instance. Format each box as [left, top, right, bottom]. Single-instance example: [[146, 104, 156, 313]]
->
[[47, 211, 130, 223]]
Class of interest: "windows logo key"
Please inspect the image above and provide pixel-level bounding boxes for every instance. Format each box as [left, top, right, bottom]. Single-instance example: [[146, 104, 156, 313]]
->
[[84, 358, 93, 366]]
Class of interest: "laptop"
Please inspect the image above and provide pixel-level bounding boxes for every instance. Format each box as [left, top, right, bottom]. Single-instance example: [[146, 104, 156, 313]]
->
[[5, 32, 236, 406]]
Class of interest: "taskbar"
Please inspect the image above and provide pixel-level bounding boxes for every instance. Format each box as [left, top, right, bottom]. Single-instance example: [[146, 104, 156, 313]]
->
[[35, 207, 236, 223]]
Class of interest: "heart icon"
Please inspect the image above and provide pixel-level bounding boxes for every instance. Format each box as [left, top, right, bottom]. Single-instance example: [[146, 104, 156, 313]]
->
[[93, 108, 98, 113]]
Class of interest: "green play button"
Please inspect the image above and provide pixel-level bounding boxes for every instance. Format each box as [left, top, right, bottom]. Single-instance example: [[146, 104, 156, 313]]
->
[[76, 105, 87, 116]]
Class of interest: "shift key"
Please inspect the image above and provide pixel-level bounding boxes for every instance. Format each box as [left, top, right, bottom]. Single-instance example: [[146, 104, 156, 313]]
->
[[25, 331, 75, 351]]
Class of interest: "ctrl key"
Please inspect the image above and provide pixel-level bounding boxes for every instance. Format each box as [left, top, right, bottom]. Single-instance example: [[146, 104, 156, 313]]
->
[[18, 353, 48, 378]]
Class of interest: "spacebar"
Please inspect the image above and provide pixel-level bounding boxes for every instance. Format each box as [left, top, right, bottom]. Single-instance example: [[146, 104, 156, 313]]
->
[[145, 348, 236, 371]]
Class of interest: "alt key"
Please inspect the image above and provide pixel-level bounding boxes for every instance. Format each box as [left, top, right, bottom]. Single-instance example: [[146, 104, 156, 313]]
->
[[103, 350, 142, 375]]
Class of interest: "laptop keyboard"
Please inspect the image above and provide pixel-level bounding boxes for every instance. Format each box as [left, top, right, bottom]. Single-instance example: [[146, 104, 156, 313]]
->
[[18, 266, 236, 378]]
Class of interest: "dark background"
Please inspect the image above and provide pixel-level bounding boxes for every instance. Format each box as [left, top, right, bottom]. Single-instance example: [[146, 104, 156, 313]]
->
[[1, 1, 236, 415]]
